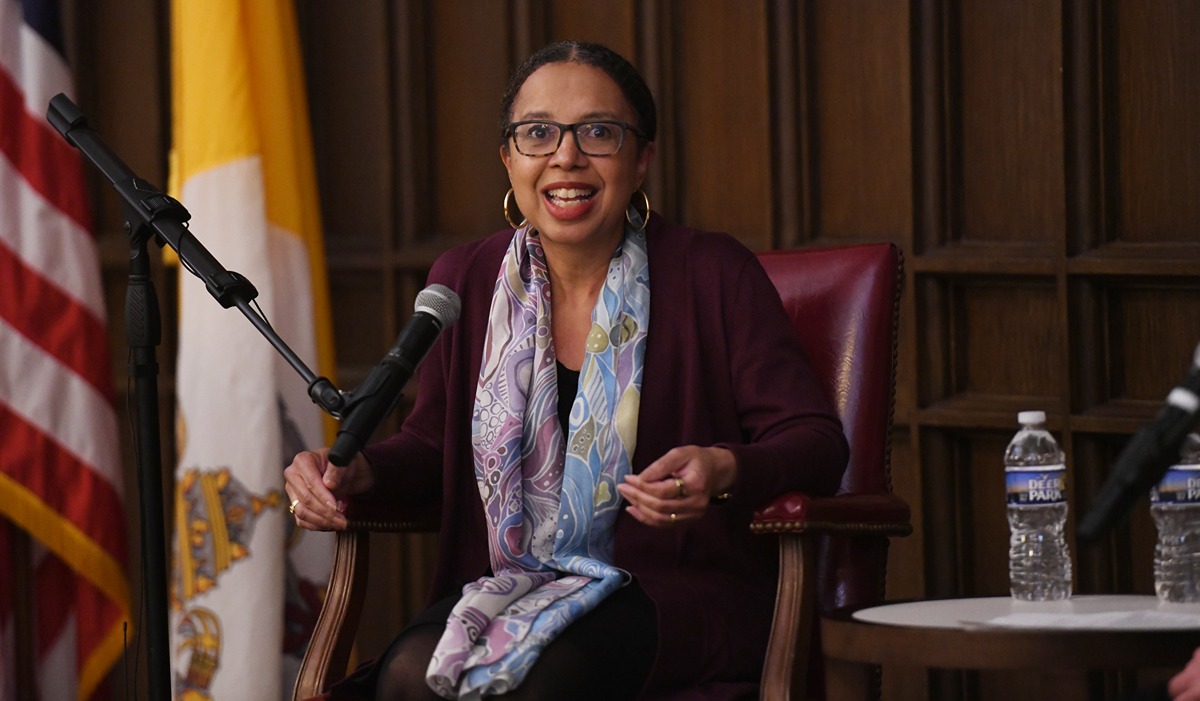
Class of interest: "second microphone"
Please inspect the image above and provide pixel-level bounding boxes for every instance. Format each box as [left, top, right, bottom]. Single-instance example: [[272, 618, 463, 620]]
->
[[328, 284, 462, 466]]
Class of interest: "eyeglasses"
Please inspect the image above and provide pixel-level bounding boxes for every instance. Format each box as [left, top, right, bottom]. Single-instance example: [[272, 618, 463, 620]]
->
[[506, 120, 645, 157]]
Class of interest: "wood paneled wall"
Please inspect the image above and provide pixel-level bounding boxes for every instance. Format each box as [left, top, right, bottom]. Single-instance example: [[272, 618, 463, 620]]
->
[[73, 1, 1200, 698]]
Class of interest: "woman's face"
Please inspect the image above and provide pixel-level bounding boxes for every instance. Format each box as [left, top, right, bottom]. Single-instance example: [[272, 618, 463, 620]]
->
[[501, 62, 655, 252]]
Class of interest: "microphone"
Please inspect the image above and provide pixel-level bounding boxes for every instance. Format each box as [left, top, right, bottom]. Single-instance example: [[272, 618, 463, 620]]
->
[[327, 284, 461, 466], [1078, 342, 1200, 545]]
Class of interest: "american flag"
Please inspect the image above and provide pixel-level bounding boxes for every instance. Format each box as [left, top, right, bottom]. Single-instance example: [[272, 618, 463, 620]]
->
[[0, 0, 130, 699]]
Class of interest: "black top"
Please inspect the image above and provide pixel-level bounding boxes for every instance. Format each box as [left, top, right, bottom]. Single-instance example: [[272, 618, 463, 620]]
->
[[555, 361, 579, 435]]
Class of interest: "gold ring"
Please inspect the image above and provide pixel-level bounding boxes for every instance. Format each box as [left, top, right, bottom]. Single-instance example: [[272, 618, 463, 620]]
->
[[288, 498, 300, 515], [673, 477, 687, 499], [669, 513, 677, 523]]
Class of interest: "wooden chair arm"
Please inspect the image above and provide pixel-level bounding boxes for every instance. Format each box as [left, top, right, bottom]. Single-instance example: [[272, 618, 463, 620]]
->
[[292, 504, 440, 701], [751, 492, 913, 537], [752, 492, 911, 701]]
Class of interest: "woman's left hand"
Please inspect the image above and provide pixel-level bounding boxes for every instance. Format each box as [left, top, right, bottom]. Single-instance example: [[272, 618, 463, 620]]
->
[[617, 445, 736, 528]]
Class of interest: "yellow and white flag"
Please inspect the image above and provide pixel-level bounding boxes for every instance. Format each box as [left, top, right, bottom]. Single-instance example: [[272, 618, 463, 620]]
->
[[169, 0, 335, 698]]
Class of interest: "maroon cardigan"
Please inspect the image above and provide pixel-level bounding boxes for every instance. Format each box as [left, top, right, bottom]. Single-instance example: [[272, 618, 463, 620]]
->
[[362, 213, 848, 699]]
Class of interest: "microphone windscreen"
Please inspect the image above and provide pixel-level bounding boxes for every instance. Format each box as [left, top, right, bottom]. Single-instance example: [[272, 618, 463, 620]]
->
[[415, 283, 461, 326]]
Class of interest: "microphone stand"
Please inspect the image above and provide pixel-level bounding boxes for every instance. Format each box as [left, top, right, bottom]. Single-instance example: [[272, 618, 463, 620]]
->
[[46, 94, 345, 699]]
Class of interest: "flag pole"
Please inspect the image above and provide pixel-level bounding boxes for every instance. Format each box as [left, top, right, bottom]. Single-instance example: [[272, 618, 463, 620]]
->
[[8, 522, 36, 695]]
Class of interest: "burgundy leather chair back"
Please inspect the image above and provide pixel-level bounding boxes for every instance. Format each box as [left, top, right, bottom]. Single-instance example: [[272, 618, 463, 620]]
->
[[757, 243, 901, 497], [755, 243, 904, 699]]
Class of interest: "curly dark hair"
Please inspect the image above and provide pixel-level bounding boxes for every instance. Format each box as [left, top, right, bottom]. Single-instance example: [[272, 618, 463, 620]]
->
[[499, 41, 657, 149]]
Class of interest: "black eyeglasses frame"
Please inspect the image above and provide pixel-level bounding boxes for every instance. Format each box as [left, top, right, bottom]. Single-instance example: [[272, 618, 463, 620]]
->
[[505, 119, 647, 157]]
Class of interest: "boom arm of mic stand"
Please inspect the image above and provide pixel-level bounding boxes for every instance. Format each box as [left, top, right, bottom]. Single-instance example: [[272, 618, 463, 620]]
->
[[231, 298, 345, 415], [47, 93, 346, 415]]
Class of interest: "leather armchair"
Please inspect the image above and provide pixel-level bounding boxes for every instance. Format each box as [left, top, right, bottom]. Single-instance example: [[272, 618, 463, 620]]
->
[[294, 242, 910, 701], [753, 243, 911, 700]]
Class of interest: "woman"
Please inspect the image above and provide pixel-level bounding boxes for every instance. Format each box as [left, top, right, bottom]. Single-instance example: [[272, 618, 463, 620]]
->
[[285, 41, 848, 700]]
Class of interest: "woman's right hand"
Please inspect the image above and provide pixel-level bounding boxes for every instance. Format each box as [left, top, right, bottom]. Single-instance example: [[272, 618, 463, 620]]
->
[[284, 447, 374, 531]]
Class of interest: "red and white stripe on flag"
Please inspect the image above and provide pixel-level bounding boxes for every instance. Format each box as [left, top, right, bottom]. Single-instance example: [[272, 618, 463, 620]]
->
[[0, 1, 130, 699]]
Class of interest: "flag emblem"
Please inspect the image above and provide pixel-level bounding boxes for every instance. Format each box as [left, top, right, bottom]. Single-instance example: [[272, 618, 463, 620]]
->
[[171, 467, 284, 604], [174, 606, 222, 700]]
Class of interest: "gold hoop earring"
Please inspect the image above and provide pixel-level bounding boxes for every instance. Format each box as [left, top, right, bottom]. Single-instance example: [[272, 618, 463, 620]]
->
[[626, 189, 650, 231], [503, 188, 527, 229]]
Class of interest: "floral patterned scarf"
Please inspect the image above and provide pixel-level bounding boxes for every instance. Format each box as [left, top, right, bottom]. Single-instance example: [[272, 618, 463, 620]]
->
[[426, 220, 649, 699]]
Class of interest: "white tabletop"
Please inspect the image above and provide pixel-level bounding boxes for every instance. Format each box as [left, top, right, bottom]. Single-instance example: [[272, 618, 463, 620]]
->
[[852, 595, 1200, 631]]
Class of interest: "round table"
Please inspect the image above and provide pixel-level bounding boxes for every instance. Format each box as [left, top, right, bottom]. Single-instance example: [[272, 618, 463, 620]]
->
[[821, 595, 1200, 700]]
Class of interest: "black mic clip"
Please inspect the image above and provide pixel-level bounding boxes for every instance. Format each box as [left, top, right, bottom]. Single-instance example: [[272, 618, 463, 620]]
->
[[308, 377, 347, 417], [340, 364, 405, 418], [133, 179, 191, 226], [204, 270, 258, 309]]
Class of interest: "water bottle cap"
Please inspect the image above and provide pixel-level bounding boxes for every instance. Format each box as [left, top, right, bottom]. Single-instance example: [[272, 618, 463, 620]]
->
[[1180, 432, 1200, 463], [1017, 410, 1046, 425]]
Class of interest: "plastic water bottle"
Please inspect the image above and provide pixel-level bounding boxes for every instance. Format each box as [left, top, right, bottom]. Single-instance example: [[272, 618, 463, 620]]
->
[[1005, 410, 1072, 600], [1151, 433, 1200, 602]]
